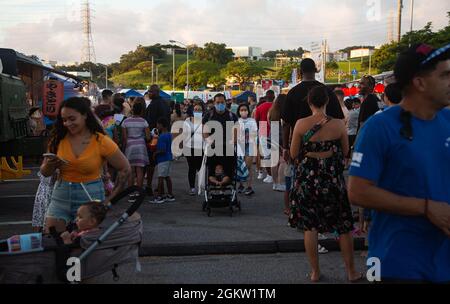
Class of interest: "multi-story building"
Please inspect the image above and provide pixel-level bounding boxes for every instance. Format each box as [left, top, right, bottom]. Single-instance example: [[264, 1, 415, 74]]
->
[[229, 46, 262, 61]]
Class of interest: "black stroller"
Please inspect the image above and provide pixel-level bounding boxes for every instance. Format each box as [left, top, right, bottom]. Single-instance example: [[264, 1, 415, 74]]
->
[[201, 150, 241, 217], [0, 186, 145, 284]]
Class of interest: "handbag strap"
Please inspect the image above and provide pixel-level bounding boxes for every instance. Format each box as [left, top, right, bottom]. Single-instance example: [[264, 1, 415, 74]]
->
[[303, 116, 331, 144]]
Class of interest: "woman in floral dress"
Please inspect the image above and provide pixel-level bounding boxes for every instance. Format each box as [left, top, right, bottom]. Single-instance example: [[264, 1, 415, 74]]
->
[[289, 86, 362, 283]]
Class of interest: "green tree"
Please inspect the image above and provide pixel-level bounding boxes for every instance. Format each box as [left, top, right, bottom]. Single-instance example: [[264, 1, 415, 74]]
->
[[135, 61, 152, 75], [208, 75, 226, 90], [57, 62, 111, 89], [263, 47, 305, 59], [175, 60, 221, 90], [325, 61, 339, 70], [116, 44, 166, 74], [275, 63, 298, 82], [372, 13, 450, 72], [194, 42, 234, 65], [222, 60, 269, 89]]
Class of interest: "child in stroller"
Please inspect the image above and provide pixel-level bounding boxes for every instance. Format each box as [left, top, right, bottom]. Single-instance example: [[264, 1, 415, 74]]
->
[[60, 201, 107, 245], [202, 156, 241, 216], [208, 164, 231, 193]]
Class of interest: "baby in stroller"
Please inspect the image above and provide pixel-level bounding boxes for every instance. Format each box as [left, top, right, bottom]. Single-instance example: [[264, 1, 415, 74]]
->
[[60, 201, 108, 245], [208, 164, 231, 190]]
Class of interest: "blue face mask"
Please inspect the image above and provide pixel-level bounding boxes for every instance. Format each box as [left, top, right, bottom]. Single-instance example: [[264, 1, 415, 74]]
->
[[193, 112, 202, 119], [215, 103, 226, 112]]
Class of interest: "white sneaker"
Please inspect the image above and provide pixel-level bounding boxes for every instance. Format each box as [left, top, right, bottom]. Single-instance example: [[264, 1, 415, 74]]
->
[[277, 184, 286, 192], [150, 196, 166, 204], [257, 172, 266, 180], [273, 184, 277, 191], [318, 244, 329, 254], [318, 233, 327, 240], [263, 175, 273, 183]]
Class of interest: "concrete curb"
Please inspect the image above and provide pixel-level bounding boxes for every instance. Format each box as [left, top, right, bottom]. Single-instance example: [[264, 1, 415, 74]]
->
[[139, 238, 366, 257]]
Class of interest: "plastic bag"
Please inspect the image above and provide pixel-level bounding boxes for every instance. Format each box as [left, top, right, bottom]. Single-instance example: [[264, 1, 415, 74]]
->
[[197, 145, 209, 195]]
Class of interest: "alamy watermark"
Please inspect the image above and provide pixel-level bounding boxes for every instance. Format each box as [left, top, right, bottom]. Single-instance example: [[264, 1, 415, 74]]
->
[[366, 0, 381, 22], [171, 119, 280, 167], [66, 257, 81, 282]]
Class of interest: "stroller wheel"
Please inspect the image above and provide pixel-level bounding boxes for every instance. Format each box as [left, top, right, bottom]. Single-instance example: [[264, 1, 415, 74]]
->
[[202, 201, 207, 212], [238, 202, 241, 211], [207, 208, 211, 217]]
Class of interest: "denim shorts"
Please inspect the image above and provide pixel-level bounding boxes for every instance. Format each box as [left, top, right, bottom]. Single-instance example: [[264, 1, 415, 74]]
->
[[46, 179, 105, 224], [284, 176, 291, 192], [157, 161, 172, 177]]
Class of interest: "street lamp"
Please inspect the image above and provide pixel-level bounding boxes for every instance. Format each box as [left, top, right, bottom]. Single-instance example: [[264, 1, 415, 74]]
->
[[98, 63, 108, 89], [170, 40, 189, 95]]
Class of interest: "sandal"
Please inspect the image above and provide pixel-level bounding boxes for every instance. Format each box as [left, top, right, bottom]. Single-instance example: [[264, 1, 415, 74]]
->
[[348, 272, 365, 283], [307, 272, 322, 283]]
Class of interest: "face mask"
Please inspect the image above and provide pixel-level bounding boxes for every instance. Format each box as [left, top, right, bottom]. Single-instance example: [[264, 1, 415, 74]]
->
[[215, 103, 226, 112], [240, 111, 248, 118], [193, 112, 202, 119]]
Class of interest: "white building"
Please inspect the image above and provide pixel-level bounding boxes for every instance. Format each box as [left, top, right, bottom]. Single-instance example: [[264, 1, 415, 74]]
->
[[41, 59, 58, 66], [67, 71, 91, 78], [350, 48, 375, 58], [333, 52, 348, 61], [229, 46, 262, 60], [302, 51, 312, 59]]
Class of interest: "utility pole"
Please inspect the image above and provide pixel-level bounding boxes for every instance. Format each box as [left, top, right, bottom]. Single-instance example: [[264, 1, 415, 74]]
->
[[186, 46, 189, 93], [151, 56, 154, 84], [387, 9, 394, 43], [156, 65, 158, 84], [397, 0, 403, 42], [105, 65, 108, 89], [409, 0, 415, 46], [172, 48, 175, 92]]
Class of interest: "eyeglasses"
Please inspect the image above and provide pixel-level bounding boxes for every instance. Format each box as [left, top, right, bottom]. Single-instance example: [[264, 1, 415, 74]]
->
[[420, 43, 450, 66], [400, 109, 413, 141]]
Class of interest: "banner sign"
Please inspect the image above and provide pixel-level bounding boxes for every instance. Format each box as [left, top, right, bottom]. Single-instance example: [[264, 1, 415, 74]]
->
[[43, 79, 64, 118], [310, 41, 325, 83]]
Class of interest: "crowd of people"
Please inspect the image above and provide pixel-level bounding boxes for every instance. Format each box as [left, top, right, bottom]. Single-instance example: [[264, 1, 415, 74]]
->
[[30, 42, 450, 284]]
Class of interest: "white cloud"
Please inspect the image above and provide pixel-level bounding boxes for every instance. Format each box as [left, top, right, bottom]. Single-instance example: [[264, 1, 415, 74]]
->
[[1, 0, 448, 63]]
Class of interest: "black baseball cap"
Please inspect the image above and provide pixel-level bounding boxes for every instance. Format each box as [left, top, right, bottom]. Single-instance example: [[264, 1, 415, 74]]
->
[[394, 43, 450, 90]]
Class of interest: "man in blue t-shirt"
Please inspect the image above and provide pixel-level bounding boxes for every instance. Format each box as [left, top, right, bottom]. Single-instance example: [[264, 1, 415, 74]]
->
[[348, 43, 450, 283]]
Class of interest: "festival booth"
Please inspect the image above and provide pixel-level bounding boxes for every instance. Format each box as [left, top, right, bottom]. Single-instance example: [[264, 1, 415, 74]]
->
[[119, 89, 143, 98], [235, 91, 256, 103]]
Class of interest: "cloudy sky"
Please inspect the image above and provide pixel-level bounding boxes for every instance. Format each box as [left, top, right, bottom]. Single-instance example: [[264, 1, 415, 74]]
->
[[1, 0, 449, 64]]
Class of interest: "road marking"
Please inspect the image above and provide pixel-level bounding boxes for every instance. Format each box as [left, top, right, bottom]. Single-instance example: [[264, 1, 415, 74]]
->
[[0, 221, 32, 226], [0, 195, 35, 199]]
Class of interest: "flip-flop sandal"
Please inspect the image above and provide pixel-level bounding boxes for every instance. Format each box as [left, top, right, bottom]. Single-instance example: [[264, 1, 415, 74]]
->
[[349, 272, 365, 283], [307, 272, 322, 283]]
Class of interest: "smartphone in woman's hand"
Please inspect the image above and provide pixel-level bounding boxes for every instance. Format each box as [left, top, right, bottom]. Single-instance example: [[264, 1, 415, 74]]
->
[[43, 153, 69, 164]]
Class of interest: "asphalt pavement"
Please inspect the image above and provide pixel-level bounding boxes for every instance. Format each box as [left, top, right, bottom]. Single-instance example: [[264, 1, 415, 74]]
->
[[0, 158, 365, 256]]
